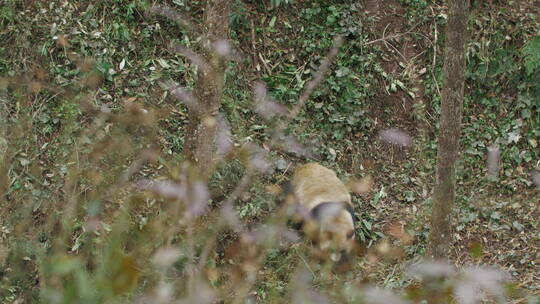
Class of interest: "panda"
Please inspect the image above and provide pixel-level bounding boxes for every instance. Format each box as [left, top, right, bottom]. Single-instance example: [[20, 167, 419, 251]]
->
[[289, 163, 356, 261]]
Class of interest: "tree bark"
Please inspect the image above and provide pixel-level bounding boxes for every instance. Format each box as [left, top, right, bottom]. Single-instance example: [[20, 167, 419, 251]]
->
[[428, 0, 469, 259], [184, 0, 230, 179], [0, 91, 6, 160], [0, 89, 8, 205]]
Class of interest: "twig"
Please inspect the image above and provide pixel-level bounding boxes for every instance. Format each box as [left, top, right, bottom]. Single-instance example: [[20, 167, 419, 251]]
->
[[364, 31, 413, 46], [258, 53, 273, 75], [363, 17, 423, 47], [220, 170, 254, 207], [383, 39, 406, 62], [250, 19, 260, 77], [297, 251, 316, 278]]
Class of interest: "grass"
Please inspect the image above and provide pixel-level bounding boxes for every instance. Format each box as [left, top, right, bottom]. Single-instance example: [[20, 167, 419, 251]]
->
[[0, 0, 539, 302]]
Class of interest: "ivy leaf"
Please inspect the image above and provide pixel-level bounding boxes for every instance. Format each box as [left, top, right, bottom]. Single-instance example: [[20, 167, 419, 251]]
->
[[507, 131, 521, 144], [512, 221, 524, 232]]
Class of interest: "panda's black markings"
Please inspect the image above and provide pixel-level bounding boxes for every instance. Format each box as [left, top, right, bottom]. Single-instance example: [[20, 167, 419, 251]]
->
[[280, 180, 293, 197], [344, 204, 357, 240], [344, 203, 358, 226], [309, 202, 344, 219], [308, 201, 356, 240], [309, 202, 355, 222], [289, 217, 305, 233]]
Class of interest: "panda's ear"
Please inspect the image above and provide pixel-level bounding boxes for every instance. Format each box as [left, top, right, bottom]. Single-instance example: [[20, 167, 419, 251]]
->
[[344, 204, 358, 226], [309, 202, 328, 220], [309, 202, 342, 221]]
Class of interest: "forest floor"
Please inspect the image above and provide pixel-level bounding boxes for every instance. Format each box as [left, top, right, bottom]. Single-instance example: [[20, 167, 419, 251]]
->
[[0, 0, 539, 302], [351, 0, 540, 295]]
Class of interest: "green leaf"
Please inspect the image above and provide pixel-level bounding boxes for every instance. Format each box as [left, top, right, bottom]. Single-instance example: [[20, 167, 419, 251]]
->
[[362, 219, 372, 231], [269, 16, 277, 28], [523, 36, 540, 76], [512, 221, 524, 232]]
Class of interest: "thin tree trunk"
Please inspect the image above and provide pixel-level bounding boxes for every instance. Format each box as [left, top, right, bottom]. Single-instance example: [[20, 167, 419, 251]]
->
[[0, 91, 6, 160], [428, 0, 469, 259], [184, 0, 230, 179], [0, 89, 8, 205]]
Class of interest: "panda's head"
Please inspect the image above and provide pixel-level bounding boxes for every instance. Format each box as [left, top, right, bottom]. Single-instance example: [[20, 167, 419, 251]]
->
[[304, 202, 355, 260]]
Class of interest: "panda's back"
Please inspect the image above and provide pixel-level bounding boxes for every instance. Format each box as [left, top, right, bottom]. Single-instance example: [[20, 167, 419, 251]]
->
[[292, 163, 351, 210]]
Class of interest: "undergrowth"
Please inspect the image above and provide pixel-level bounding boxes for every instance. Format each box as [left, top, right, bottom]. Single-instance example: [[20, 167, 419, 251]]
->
[[0, 0, 539, 302]]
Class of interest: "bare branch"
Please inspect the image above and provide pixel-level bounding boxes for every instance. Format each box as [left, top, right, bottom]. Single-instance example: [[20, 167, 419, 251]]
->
[[290, 36, 345, 121], [171, 44, 211, 73], [253, 82, 287, 119], [486, 144, 500, 178], [149, 5, 201, 35], [170, 85, 200, 113], [265, 36, 344, 156], [216, 114, 233, 156]]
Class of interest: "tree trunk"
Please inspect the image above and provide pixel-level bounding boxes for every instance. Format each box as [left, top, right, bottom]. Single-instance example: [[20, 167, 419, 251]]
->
[[184, 0, 230, 179], [428, 0, 469, 259], [0, 91, 6, 160], [0, 89, 8, 204]]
